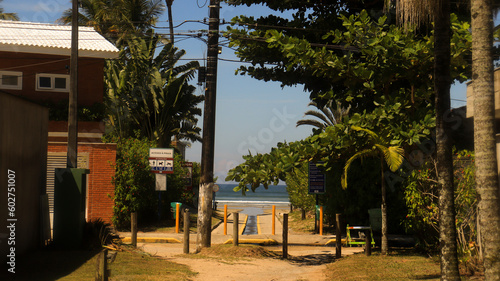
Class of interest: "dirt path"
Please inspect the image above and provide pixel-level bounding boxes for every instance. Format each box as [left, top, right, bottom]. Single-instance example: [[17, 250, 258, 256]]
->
[[140, 243, 364, 281], [168, 256, 327, 281]]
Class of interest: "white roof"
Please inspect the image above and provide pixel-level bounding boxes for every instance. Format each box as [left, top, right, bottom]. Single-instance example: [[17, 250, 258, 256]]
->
[[0, 20, 119, 59]]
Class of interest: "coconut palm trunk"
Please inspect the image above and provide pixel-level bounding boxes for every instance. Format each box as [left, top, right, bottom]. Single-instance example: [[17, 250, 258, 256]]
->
[[471, 0, 500, 279], [433, 1, 460, 279], [380, 157, 388, 254]]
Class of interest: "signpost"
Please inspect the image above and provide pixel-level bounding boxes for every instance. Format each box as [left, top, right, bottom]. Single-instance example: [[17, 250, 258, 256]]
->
[[149, 148, 174, 219], [308, 161, 326, 194], [309, 161, 326, 233]]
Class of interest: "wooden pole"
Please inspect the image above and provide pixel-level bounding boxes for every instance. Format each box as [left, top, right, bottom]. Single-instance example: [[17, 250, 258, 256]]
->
[[319, 206, 324, 236], [336, 213, 342, 259], [197, 0, 220, 250], [131, 212, 137, 248], [272, 205, 276, 235], [233, 212, 239, 246], [95, 248, 108, 281], [224, 204, 227, 235], [176, 203, 180, 233], [365, 229, 372, 256], [184, 209, 190, 254], [283, 213, 288, 259]]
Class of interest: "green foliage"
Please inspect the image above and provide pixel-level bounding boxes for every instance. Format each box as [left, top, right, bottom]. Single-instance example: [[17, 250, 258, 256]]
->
[[403, 150, 477, 254], [42, 99, 106, 121], [284, 162, 315, 212], [109, 136, 157, 229], [105, 32, 203, 146], [105, 134, 195, 229]]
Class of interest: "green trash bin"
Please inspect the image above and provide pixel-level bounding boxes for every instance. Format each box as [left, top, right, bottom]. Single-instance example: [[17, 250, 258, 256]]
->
[[170, 202, 182, 219]]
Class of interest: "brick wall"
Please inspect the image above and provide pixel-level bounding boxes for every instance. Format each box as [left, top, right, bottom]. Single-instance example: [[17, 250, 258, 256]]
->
[[48, 142, 116, 224]]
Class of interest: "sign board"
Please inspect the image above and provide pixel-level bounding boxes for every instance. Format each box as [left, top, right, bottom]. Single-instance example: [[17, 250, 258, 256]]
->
[[308, 161, 326, 194], [182, 162, 193, 189], [149, 148, 174, 174], [149, 158, 174, 174], [149, 148, 174, 158]]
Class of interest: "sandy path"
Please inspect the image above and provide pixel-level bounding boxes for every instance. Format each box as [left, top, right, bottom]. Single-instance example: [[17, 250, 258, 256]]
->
[[168, 256, 327, 281]]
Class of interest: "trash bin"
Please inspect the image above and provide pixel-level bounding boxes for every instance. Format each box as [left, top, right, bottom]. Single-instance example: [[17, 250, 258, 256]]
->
[[170, 202, 182, 219], [315, 205, 324, 217]]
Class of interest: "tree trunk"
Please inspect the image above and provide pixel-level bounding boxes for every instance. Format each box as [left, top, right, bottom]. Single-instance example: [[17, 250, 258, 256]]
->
[[165, 0, 174, 44], [380, 157, 388, 255], [434, 1, 461, 280], [471, 0, 500, 279]]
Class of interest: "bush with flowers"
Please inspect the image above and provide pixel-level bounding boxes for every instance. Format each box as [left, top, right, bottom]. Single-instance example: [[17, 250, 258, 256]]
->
[[105, 135, 196, 229]]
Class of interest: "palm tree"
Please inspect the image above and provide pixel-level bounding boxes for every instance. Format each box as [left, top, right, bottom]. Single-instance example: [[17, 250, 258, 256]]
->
[[342, 126, 404, 255], [471, 0, 500, 278], [296, 100, 350, 130], [165, 0, 174, 44], [58, 0, 164, 41], [105, 32, 202, 147], [0, 0, 18, 20], [384, 0, 460, 278]]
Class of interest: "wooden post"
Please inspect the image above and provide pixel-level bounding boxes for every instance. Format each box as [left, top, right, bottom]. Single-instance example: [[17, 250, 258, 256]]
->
[[184, 209, 190, 254], [365, 229, 372, 256], [233, 212, 239, 246], [131, 212, 137, 248], [175, 203, 180, 233], [224, 204, 227, 235], [319, 206, 324, 236], [95, 248, 108, 281], [283, 213, 288, 259], [272, 205, 276, 235], [336, 213, 342, 259]]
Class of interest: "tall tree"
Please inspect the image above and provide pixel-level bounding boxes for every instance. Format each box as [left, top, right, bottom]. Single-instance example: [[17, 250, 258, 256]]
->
[[58, 0, 164, 41], [471, 0, 500, 278], [165, 0, 174, 44], [0, 0, 18, 20], [105, 32, 202, 146], [384, 0, 461, 278]]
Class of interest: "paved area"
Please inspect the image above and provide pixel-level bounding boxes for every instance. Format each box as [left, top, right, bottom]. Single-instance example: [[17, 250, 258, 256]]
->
[[119, 206, 364, 258]]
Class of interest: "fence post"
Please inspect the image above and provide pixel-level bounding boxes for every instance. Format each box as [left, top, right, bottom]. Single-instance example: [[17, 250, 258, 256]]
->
[[336, 213, 342, 259], [131, 212, 137, 248], [283, 213, 288, 259], [319, 206, 324, 236], [272, 205, 276, 235], [184, 209, 190, 254], [95, 248, 108, 281], [175, 203, 180, 233], [233, 212, 239, 246], [365, 229, 372, 256], [224, 204, 227, 235]]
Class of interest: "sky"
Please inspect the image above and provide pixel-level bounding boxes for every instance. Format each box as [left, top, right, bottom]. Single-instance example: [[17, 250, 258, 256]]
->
[[3, 0, 470, 183]]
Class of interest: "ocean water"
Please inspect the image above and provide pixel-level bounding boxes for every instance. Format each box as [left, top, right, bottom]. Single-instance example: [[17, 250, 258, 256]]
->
[[214, 183, 290, 208]]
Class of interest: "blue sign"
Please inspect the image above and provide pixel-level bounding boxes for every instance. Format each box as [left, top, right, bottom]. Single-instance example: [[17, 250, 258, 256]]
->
[[308, 161, 326, 194]]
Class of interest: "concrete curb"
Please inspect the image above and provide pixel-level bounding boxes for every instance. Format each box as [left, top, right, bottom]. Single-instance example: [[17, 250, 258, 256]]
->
[[121, 237, 181, 243], [222, 238, 279, 246]]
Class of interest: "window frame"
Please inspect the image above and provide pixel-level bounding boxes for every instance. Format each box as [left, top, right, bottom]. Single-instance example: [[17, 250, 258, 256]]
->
[[36, 73, 70, 92], [0, 70, 23, 90]]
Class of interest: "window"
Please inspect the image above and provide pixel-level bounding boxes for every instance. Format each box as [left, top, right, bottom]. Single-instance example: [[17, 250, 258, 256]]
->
[[0, 71, 22, 90], [36, 74, 69, 92]]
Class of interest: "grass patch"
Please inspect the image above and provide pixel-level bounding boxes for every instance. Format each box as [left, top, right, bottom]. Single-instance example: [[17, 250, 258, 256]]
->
[[6, 247, 195, 281], [288, 210, 316, 234], [326, 250, 442, 281]]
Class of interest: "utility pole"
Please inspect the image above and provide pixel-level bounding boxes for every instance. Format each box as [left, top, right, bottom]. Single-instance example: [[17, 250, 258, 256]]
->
[[197, 0, 220, 251], [67, 0, 79, 168]]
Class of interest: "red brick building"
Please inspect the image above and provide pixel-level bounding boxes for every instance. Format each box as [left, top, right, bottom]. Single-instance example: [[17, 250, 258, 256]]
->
[[0, 20, 119, 224]]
